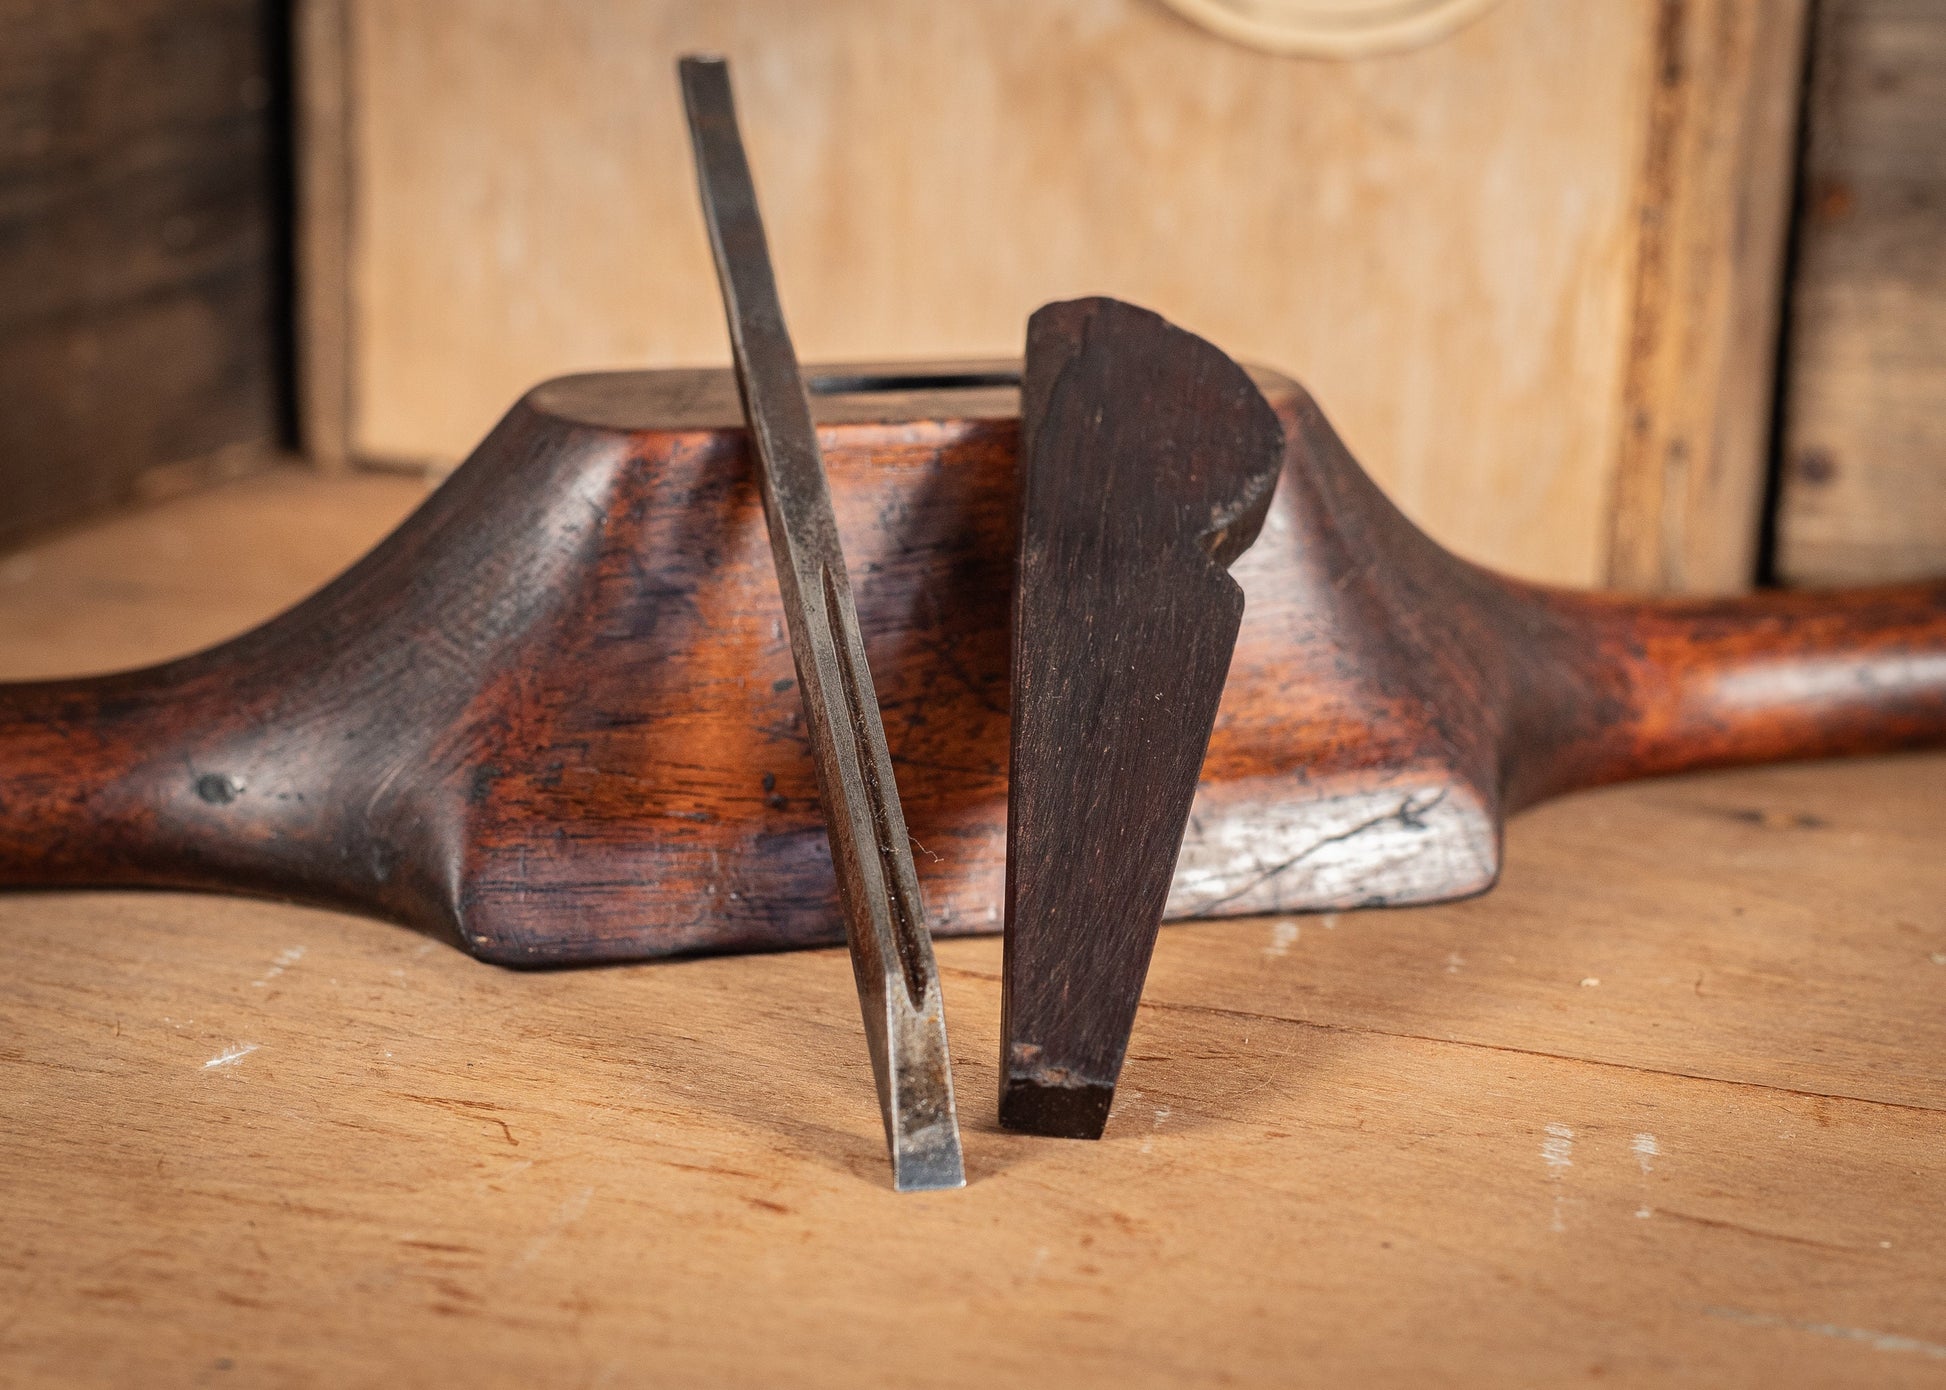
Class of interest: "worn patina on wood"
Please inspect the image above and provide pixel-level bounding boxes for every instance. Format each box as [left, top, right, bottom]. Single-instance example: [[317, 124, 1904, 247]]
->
[[0, 364, 1942, 962], [1001, 299, 1283, 1139]]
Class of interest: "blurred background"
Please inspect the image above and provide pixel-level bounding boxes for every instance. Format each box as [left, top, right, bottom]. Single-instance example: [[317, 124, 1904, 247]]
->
[[3, 0, 1940, 591]]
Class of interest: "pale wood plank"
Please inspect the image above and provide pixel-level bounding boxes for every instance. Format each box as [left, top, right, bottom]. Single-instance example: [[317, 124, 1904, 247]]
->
[[1605, 0, 1810, 593], [3, 869, 1942, 1386], [312, 0, 1813, 589]]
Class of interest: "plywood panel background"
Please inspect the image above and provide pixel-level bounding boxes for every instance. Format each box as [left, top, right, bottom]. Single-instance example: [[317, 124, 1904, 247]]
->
[[1776, 0, 1946, 587], [307, 0, 1806, 591]]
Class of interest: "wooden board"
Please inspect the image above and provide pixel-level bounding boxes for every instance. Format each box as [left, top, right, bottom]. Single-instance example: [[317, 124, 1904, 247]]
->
[[1776, 0, 1946, 586], [1605, 0, 1811, 592], [0, 0, 286, 546], [2, 468, 1943, 1386], [300, 0, 1806, 592]]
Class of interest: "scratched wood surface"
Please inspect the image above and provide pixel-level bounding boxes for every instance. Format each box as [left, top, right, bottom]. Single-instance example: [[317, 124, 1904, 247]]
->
[[2, 472, 1944, 1387]]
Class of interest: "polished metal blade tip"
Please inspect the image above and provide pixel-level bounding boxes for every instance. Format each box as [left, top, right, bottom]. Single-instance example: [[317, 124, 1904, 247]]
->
[[892, 1128, 967, 1193]]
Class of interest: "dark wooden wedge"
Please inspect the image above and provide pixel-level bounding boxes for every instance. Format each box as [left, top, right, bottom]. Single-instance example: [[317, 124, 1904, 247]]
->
[[999, 298, 1285, 1139]]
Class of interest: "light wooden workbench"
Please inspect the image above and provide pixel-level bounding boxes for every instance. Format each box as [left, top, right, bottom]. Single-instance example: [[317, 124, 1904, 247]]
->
[[1, 470, 1942, 1388]]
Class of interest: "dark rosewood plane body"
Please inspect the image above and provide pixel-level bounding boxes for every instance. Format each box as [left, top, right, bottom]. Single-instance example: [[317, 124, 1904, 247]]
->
[[0, 363, 1941, 966]]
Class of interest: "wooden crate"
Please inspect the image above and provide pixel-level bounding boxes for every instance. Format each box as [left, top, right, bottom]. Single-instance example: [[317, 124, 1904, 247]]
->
[[1776, 0, 1946, 587], [0, 0, 285, 548], [299, 0, 1807, 591]]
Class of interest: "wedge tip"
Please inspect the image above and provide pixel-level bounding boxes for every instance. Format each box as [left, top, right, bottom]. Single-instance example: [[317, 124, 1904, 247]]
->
[[998, 1074, 1115, 1140]]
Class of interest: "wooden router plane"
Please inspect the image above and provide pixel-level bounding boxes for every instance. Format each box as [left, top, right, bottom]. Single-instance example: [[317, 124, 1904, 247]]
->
[[2, 353, 1941, 966]]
